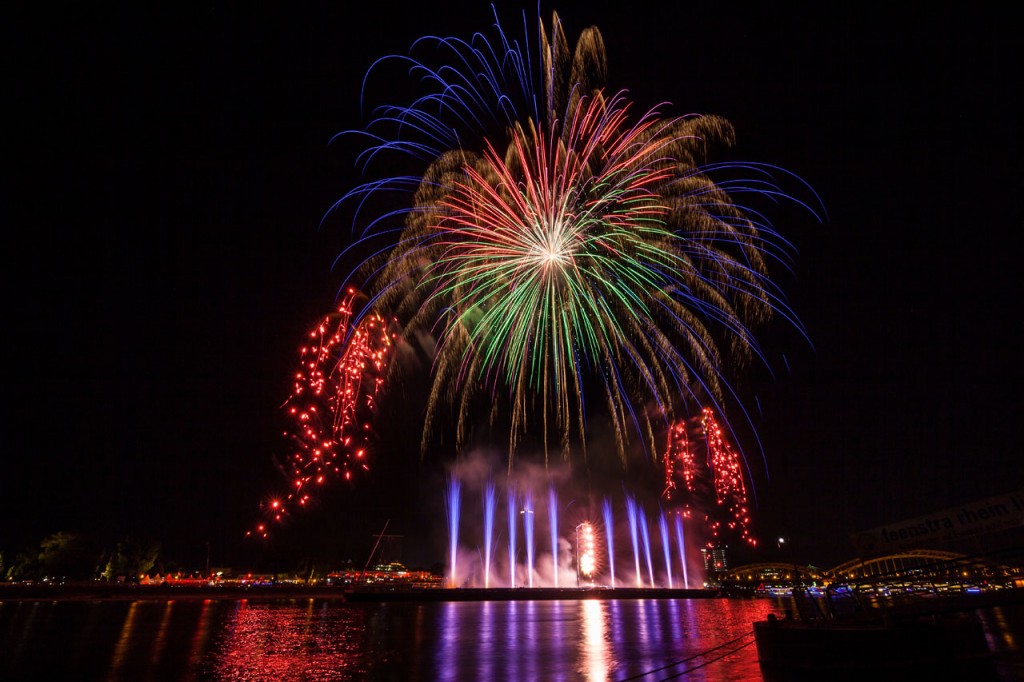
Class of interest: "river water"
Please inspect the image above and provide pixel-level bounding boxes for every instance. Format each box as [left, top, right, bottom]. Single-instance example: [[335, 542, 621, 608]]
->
[[1, 596, 1021, 681]]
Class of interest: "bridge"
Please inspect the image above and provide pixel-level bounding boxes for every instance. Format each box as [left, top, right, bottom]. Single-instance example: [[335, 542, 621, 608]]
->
[[829, 549, 967, 580], [719, 547, 1023, 590]]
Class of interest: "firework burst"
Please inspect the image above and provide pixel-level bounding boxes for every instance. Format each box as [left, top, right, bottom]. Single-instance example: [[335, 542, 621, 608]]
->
[[329, 9, 821, 468], [250, 290, 393, 537], [663, 406, 756, 548]]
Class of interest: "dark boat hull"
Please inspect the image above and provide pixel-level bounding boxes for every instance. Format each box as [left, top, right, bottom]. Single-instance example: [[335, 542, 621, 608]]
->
[[753, 614, 992, 676]]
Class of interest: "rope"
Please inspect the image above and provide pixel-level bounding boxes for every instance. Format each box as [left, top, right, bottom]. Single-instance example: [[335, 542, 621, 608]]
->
[[656, 637, 757, 680], [616, 629, 757, 681]]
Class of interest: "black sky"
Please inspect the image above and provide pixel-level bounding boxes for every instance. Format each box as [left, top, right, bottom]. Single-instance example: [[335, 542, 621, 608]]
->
[[5, 2, 1021, 572]]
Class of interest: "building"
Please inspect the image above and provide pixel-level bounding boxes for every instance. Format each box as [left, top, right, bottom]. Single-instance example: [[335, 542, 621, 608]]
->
[[702, 545, 728, 574]]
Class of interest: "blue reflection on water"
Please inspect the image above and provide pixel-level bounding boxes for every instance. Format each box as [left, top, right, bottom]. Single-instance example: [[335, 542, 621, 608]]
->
[[413, 598, 779, 681]]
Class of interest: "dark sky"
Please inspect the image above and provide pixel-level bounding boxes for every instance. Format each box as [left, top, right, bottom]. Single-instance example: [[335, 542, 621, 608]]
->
[[6, 2, 1021, 572]]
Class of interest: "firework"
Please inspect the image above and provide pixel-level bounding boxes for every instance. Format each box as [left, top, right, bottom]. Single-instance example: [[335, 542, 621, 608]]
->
[[249, 289, 393, 537], [332, 8, 820, 466], [663, 406, 756, 548], [576, 521, 597, 584]]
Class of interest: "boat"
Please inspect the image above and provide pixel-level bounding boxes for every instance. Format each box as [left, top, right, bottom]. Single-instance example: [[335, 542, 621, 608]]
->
[[752, 586, 1007, 678]]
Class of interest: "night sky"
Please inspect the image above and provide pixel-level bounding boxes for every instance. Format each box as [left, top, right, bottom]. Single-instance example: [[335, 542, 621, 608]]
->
[[6, 3, 1021, 573]]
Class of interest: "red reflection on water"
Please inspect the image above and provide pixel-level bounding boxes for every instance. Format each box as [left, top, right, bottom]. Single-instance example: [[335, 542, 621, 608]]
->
[[142, 601, 175, 679], [209, 599, 368, 680], [107, 601, 139, 680], [187, 599, 216, 674]]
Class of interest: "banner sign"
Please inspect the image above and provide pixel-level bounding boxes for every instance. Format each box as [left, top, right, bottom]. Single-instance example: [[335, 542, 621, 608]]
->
[[851, 489, 1024, 556]]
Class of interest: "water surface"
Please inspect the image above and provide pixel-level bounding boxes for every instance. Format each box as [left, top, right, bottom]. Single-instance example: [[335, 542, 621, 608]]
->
[[2, 596, 1021, 680], [1, 597, 777, 680]]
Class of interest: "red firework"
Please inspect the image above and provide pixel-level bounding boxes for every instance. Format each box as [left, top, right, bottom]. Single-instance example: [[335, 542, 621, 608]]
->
[[663, 406, 756, 548], [249, 289, 393, 538]]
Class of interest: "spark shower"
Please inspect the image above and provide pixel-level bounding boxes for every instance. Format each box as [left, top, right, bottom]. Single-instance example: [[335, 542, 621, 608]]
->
[[251, 7, 821, 551]]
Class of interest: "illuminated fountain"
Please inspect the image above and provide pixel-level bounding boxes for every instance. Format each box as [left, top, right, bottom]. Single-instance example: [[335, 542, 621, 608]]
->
[[549, 486, 559, 587], [625, 494, 643, 587], [431, 405, 758, 593], [602, 498, 616, 588], [442, 478, 702, 591], [445, 477, 461, 588], [522, 491, 535, 588], [483, 481, 496, 588], [675, 513, 689, 589], [639, 505, 654, 588], [659, 511, 674, 589], [507, 486, 517, 588]]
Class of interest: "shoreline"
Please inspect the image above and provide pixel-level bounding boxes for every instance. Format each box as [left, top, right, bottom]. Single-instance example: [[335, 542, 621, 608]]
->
[[0, 583, 723, 603]]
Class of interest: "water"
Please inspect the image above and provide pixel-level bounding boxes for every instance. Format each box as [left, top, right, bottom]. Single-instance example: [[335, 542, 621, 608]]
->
[[523, 492, 535, 588], [0, 597, 781, 681], [658, 513, 673, 590], [639, 508, 654, 589], [507, 488, 518, 588], [4, 596, 1022, 680], [445, 477, 461, 589], [549, 486, 560, 589], [625, 495, 642, 588], [602, 498, 616, 589], [674, 515, 689, 589], [483, 482, 496, 589]]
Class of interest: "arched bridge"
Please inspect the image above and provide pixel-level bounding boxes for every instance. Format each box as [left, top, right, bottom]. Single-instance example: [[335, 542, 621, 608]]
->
[[828, 550, 966, 580], [719, 562, 825, 584], [722, 548, 1020, 587]]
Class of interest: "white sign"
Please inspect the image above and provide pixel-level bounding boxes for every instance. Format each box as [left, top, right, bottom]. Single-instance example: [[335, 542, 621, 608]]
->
[[851, 489, 1024, 556]]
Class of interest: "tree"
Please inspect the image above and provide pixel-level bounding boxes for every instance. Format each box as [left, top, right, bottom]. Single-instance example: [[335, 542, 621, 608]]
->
[[102, 537, 161, 581], [5, 550, 37, 581], [36, 532, 101, 581]]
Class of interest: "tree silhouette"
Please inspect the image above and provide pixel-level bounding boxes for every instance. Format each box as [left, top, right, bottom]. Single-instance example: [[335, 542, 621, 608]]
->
[[102, 536, 161, 581], [36, 532, 100, 580]]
